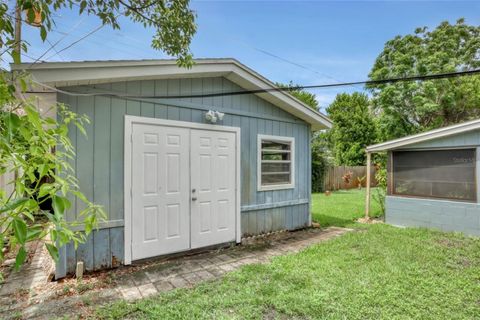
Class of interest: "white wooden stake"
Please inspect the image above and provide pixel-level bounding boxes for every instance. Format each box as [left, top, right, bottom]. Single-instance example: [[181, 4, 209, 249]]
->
[[76, 261, 84, 279]]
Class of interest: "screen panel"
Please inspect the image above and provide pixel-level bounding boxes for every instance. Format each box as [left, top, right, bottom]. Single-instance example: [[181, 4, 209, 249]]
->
[[392, 149, 476, 201]]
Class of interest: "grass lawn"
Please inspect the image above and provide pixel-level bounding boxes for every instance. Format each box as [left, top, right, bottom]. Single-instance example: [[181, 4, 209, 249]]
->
[[96, 190, 480, 319], [312, 188, 382, 227]]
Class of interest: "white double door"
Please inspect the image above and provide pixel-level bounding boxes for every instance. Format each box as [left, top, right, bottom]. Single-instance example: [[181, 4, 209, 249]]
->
[[131, 123, 237, 261]]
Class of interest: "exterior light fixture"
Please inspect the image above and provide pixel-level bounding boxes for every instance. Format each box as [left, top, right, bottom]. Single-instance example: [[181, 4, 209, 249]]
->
[[205, 110, 225, 123]]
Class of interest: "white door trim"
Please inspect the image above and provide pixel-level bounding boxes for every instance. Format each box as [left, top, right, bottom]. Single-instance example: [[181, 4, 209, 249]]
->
[[124, 115, 241, 265]]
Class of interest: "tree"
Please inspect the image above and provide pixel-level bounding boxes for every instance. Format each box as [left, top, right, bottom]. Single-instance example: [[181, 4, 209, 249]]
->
[[277, 82, 331, 191], [0, 86, 105, 269], [311, 130, 332, 192], [326, 92, 377, 166], [0, 1, 197, 269], [1, 0, 197, 66], [368, 19, 480, 141], [276, 81, 319, 110]]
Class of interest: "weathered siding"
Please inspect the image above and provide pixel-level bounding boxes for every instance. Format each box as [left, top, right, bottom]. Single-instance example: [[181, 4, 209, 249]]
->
[[241, 202, 310, 236], [385, 131, 480, 237], [57, 76, 312, 274]]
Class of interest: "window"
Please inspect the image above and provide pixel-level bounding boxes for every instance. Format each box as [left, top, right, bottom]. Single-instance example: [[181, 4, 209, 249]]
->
[[258, 135, 295, 191], [392, 149, 476, 202]]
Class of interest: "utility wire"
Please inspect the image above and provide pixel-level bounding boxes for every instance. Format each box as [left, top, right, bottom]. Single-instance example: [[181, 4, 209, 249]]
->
[[46, 29, 147, 60], [45, 38, 65, 61], [233, 38, 344, 84], [28, 68, 480, 99], [25, 16, 87, 69], [43, 13, 124, 63]]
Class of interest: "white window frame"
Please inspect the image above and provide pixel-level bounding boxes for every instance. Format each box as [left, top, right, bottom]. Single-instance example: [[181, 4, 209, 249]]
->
[[257, 134, 295, 191]]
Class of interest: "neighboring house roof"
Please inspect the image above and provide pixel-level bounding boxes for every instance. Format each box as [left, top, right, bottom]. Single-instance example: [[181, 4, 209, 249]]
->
[[367, 118, 480, 152], [11, 58, 331, 130]]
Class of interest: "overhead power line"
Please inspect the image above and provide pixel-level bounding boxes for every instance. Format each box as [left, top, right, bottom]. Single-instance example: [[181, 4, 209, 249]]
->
[[25, 16, 87, 69], [231, 37, 345, 84], [29, 68, 480, 100]]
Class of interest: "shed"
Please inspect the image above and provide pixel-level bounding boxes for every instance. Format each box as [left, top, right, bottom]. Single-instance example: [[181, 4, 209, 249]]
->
[[12, 59, 331, 278], [366, 119, 480, 237]]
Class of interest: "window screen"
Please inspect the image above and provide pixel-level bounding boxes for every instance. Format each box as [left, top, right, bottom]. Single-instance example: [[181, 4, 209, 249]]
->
[[392, 149, 476, 201], [258, 136, 294, 190]]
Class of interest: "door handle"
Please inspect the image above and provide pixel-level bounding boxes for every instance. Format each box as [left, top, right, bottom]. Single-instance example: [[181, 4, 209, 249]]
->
[[192, 197, 197, 201]]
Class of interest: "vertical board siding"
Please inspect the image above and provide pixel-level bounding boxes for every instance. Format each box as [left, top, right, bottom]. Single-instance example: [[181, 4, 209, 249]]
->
[[93, 83, 111, 216], [60, 93, 77, 222], [76, 233, 94, 270], [110, 82, 127, 222], [59, 76, 312, 272], [75, 95, 94, 219], [109, 227, 124, 267], [93, 229, 110, 269], [240, 203, 309, 236]]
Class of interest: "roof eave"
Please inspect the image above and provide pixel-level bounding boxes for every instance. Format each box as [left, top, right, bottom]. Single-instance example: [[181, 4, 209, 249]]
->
[[366, 119, 480, 152], [12, 59, 331, 130]]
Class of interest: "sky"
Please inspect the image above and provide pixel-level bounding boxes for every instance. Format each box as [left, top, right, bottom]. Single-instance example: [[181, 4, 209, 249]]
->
[[16, 0, 480, 111]]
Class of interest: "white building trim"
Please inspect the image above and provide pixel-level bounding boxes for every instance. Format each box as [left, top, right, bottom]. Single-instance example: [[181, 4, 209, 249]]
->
[[367, 118, 480, 152], [12, 59, 331, 130]]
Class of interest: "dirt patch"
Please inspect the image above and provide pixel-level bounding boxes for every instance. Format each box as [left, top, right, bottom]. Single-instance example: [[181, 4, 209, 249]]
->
[[263, 307, 307, 320], [357, 217, 384, 224], [0, 240, 39, 284], [436, 238, 464, 248]]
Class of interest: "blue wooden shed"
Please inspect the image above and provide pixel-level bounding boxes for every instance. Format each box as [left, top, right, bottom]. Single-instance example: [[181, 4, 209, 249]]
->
[[366, 119, 480, 237], [15, 59, 331, 278]]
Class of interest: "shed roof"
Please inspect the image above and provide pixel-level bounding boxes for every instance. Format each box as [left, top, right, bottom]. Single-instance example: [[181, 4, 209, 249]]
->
[[11, 58, 331, 130], [366, 118, 480, 152]]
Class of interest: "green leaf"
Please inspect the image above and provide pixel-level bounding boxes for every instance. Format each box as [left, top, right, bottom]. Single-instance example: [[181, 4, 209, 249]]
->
[[19, 78, 28, 92], [15, 247, 27, 270], [37, 164, 49, 179], [39, 183, 54, 198], [11, 50, 20, 64], [5, 113, 21, 133], [71, 190, 88, 203], [0, 197, 29, 214], [27, 9, 35, 23], [25, 106, 42, 128], [79, 0, 87, 14], [0, 237, 3, 261], [40, 26, 47, 41], [52, 195, 70, 217], [13, 218, 27, 245], [45, 243, 59, 261], [22, 210, 35, 222], [27, 226, 44, 241]]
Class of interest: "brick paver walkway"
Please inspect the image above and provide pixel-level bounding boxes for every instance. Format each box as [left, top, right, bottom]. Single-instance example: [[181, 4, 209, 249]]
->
[[114, 226, 350, 301], [0, 226, 351, 319]]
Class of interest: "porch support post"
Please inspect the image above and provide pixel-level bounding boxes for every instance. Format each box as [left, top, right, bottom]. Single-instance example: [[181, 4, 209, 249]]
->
[[365, 152, 371, 219]]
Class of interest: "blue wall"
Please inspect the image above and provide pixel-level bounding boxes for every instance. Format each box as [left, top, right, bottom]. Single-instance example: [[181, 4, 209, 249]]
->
[[386, 130, 480, 237], [386, 196, 480, 236], [56, 76, 313, 276]]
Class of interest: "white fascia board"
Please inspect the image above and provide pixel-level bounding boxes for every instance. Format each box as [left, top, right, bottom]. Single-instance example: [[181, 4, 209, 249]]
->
[[226, 63, 332, 130], [12, 59, 331, 130], [367, 118, 480, 152], [18, 61, 233, 86]]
